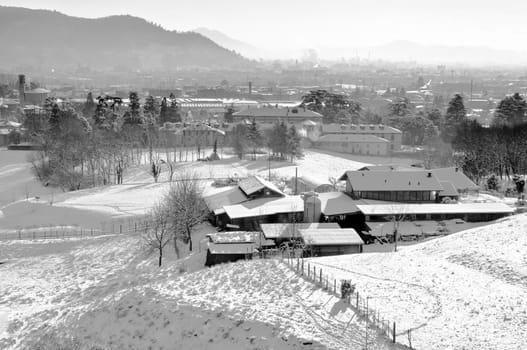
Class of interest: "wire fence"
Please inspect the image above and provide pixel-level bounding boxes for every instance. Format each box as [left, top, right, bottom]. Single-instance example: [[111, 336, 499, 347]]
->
[[0, 217, 149, 241], [282, 254, 415, 349]]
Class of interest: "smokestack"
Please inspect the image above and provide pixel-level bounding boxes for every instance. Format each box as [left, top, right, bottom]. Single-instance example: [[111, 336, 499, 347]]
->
[[18, 74, 26, 106], [248, 81, 252, 95]]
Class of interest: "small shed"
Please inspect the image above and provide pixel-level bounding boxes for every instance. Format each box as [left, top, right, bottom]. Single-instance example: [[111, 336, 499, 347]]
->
[[205, 243, 257, 266], [260, 222, 341, 245], [299, 228, 364, 256]]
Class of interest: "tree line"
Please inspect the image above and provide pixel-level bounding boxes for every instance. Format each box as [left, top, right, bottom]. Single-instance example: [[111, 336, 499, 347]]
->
[[452, 93, 527, 185], [229, 119, 303, 162], [27, 92, 182, 191]]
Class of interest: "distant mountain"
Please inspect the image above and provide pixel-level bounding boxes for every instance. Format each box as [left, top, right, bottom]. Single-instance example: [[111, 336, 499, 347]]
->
[[0, 6, 252, 71], [318, 40, 527, 66], [193, 27, 271, 59]]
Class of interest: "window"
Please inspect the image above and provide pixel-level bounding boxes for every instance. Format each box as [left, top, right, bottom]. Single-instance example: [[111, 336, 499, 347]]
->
[[409, 191, 417, 201]]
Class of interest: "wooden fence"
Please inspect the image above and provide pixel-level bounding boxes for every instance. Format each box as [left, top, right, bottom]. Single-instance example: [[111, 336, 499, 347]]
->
[[283, 255, 415, 349], [0, 217, 149, 241]]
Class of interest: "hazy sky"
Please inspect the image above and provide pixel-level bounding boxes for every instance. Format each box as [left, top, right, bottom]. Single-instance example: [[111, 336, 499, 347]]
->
[[1, 0, 526, 52]]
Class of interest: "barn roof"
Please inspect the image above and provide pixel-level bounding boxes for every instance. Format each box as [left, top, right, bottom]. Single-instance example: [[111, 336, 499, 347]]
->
[[233, 107, 322, 119], [260, 222, 340, 239], [322, 124, 401, 134], [238, 175, 284, 197], [357, 203, 514, 216], [339, 171, 443, 192], [438, 181, 459, 197], [203, 186, 247, 212], [299, 228, 364, 246], [317, 192, 362, 215], [431, 167, 479, 191], [317, 134, 389, 143], [223, 196, 303, 219]]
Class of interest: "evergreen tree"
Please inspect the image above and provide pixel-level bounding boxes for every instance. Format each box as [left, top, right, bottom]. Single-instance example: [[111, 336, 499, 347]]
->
[[159, 97, 169, 125], [93, 97, 107, 127], [268, 121, 288, 159], [442, 94, 466, 143], [286, 124, 303, 161], [230, 123, 248, 159], [82, 92, 96, 118], [168, 94, 181, 123], [246, 118, 263, 159], [123, 91, 142, 125], [143, 96, 158, 121], [493, 93, 527, 126], [300, 90, 361, 124], [224, 105, 235, 123]]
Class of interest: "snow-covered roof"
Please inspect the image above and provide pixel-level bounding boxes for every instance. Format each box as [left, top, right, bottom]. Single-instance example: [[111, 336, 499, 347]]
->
[[340, 171, 444, 192], [300, 228, 364, 246], [223, 196, 303, 219], [238, 175, 284, 197], [203, 186, 247, 212], [357, 203, 515, 216], [317, 134, 389, 143], [322, 124, 402, 134], [317, 192, 362, 215], [260, 222, 340, 239], [233, 107, 323, 119]]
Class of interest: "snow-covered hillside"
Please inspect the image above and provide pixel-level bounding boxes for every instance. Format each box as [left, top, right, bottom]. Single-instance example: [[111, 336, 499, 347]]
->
[[307, 214, 527, 350], [0, 232, 401, 350]]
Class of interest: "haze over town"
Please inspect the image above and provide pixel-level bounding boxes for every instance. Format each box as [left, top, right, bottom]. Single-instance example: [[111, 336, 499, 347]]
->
[[1, 1, 527, 350]]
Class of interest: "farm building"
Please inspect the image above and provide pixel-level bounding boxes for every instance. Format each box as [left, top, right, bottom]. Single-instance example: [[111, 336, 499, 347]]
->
[[315, 134, 390, 156], [204, 175, 286, 227], [260, 222, 341, 245], [221, 195, 304, 231], [320, 123, 402, 151], [205, 243, 257, 267], [300, 228, 364, 256], [340, 170, 444, 202], [231, 106, 323, 125]]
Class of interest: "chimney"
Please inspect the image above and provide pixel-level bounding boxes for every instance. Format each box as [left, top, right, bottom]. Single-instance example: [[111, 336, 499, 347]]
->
[[248, 81, 252, 95], [427, 172, 432, 177], [18, 74, 26, 106]]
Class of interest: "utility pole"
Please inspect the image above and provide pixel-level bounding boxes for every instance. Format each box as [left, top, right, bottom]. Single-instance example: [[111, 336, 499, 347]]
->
[[268, 150, 271, 180], [365, 296, 370, 350], [295, 167, 298, 195]]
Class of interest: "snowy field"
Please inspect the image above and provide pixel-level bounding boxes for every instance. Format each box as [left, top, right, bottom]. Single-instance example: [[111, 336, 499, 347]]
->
[[0, 227, 402, 350], [0, 149, 371, 232], [306, 214, 527, 350]]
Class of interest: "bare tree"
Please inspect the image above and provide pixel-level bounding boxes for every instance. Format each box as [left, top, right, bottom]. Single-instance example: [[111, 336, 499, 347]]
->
[[386, 203, 408, 252], [166, 171, 208, 252], [143, 202, 172, 266]]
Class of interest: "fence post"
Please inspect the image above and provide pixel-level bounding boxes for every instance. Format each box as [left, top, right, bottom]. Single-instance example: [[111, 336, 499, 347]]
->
[[119, 224, 122, 234], [392, 322, 396, 343], [296, 258, 299, 271], [319, 269, 322, 284], [334, 279, 336, 294], [308, 263, 310, 278], [356, 293, 359, 310], [313, 265, 316, 281], [91, 228, 93, 236], [301, 259, 304, 276]]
